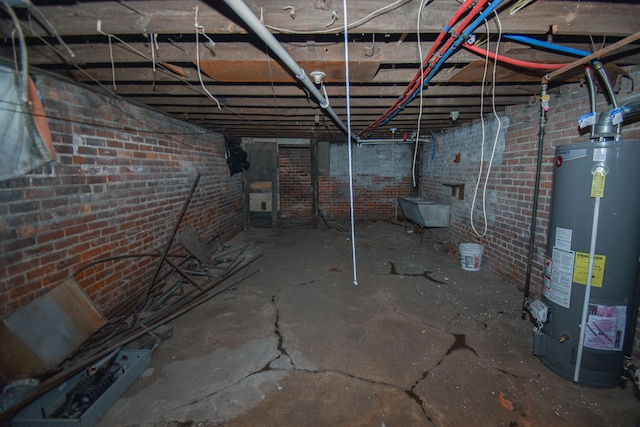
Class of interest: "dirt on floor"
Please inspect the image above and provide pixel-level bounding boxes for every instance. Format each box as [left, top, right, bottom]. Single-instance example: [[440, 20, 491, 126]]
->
[[96, 221, 640, 427]]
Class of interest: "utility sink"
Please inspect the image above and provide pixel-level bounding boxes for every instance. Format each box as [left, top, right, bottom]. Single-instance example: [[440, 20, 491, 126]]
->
[[397, 197, 451, 228]]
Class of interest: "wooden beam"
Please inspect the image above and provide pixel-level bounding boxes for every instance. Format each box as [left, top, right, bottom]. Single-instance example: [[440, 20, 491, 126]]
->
[[2, 1, 637, 38], [197, 59, 379, 83]]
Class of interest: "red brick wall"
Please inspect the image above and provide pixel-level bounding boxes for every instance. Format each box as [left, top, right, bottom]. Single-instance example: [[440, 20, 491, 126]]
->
[[0, 75, 244, 316], [422, 66, 640, 296], [279, 146, 312, 221]]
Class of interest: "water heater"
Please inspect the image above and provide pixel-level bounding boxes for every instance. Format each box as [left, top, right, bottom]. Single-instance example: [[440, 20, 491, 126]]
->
[[533, 139, 640, 387]]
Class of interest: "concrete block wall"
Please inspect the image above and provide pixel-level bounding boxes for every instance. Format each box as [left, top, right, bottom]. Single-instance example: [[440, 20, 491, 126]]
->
[[0, 74, 244, 317], [319, 142, 418, 220]]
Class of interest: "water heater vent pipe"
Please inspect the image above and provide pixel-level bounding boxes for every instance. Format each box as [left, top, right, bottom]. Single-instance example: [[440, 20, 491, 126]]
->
[[592, 95, 640, 140]]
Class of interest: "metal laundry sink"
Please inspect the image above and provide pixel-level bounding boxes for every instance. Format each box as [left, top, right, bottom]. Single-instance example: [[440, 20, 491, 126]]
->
[[397, 197, 451, 228]]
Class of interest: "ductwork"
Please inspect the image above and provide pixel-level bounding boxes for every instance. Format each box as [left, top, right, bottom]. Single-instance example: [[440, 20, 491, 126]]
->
[[592, 95, 640, 139]]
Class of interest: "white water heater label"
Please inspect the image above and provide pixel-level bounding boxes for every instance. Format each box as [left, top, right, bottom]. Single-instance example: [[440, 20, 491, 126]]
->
[[554, 227, 572, 251], [556, 148, 586, 162], [584, 304, 626, 351], [592, 148, 607, 162], [542, 247, 575, 308]]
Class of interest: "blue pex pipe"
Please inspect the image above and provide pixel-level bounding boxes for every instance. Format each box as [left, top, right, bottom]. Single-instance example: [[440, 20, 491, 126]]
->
[[379, 0, 505, 127], [503, 34, 590, 57]]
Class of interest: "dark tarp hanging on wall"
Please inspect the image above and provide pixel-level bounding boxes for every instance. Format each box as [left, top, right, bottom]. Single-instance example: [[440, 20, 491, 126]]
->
[[225, 134, 250, 176], [0, 64, 56, 182]]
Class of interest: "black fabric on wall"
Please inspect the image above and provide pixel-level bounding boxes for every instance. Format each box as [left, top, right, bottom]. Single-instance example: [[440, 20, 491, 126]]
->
[[225, 135, 250, 176]]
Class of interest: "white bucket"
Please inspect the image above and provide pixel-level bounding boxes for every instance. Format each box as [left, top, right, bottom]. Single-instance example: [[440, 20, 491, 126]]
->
[[459, 243, 484, 271]]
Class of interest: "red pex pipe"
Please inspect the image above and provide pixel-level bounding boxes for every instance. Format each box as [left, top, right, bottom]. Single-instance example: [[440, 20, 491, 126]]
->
[[462, 42, 569, 70], [362, 0, 489, 136]]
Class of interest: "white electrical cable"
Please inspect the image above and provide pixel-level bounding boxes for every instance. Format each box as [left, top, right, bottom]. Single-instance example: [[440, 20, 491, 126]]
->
[[194, 6, 221, 110], [470, 12, 502, 237], [343, 0, 358, 287], [97, 21, 118, 90], [1, 2, 28, 104], [412, 0, 428, 188], [150, 33, 157, 72], [265, 0, 411, 35]]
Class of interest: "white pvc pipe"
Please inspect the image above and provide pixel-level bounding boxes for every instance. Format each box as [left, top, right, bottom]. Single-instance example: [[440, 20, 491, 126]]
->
[[221, 0, 350, 138], [573, 195, 601, 382]]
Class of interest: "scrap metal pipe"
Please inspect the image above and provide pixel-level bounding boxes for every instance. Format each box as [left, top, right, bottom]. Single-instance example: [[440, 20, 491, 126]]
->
[[220, 0, 351, 138]]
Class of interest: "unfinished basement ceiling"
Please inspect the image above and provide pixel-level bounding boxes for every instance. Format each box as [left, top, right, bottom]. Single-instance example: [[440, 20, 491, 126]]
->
[[1, 0, 639, 141]]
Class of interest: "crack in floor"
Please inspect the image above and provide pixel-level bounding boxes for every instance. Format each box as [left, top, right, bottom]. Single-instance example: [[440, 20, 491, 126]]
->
[[446, 333, 478, 356], [271, 295, 293, 364], [388, 261, 447, 285], [181, 288, 474, 420]]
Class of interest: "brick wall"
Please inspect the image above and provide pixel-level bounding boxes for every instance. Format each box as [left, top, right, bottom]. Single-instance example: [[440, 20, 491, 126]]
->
[[422, 66, 640, 295], [421, 66, 640, 357], [279, 146, 312, 221], [0, 74, 244, 316], [319, 142, 418, 221]]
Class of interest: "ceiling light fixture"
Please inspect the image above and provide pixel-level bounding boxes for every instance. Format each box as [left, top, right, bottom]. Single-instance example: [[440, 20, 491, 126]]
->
[[310, 70, 326, 85]]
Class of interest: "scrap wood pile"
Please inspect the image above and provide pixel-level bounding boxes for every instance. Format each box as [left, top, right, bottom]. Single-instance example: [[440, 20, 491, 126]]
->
[[65, 172, 263, 374], [71, 225, 262, 365], [1, 224, 261, 420], [0, 173, 262, 420]]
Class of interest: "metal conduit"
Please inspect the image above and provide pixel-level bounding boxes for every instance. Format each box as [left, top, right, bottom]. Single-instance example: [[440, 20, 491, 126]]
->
[[220, 0, 351, 138]]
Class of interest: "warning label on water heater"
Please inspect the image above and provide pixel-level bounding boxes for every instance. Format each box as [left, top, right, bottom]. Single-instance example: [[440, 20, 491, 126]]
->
[[573, 252, 606, 288], [584, 304, 626, 351], [542, 247, 575, 308]]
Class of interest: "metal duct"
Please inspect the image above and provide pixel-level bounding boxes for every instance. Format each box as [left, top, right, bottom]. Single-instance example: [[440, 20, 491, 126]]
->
[[593, 95, 640, 139]]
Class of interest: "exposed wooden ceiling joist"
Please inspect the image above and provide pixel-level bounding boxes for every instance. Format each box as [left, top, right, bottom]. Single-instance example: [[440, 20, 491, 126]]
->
[[0, 0, 638, 140]]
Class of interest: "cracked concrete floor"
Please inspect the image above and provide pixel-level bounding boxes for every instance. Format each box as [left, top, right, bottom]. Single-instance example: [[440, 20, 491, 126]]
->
[[97, 221, 640, 427]]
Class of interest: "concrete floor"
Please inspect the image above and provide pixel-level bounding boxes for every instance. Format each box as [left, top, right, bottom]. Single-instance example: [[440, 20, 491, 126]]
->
[[97, 221, 640, 427]]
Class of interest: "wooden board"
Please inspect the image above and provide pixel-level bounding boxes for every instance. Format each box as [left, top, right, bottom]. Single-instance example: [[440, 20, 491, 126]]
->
[[0, 279, 106, 381], [196, 60, 379, 83], [177, 224, 214, 265]]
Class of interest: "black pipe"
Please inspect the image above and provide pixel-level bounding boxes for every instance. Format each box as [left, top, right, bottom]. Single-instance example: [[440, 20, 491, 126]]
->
[[522, 84, 548, 317]]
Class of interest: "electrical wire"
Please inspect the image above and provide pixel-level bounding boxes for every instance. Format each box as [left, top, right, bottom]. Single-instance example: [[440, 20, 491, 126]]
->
[[342, 0, 358, 287], [265, 47, 281, 125], [413, 0, 429, 188], [1, 1, 28, 104], [5, 7, 279, 141], [470, 12, 503, 238], [365, 0, 487, 136], [429, 130, 438, 159], [470, 19, 492, 238], [397, 0, 505, 113], [264, 0, 411, 35], [194, 6, 221, 110], [362, 0, 507, 137]]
